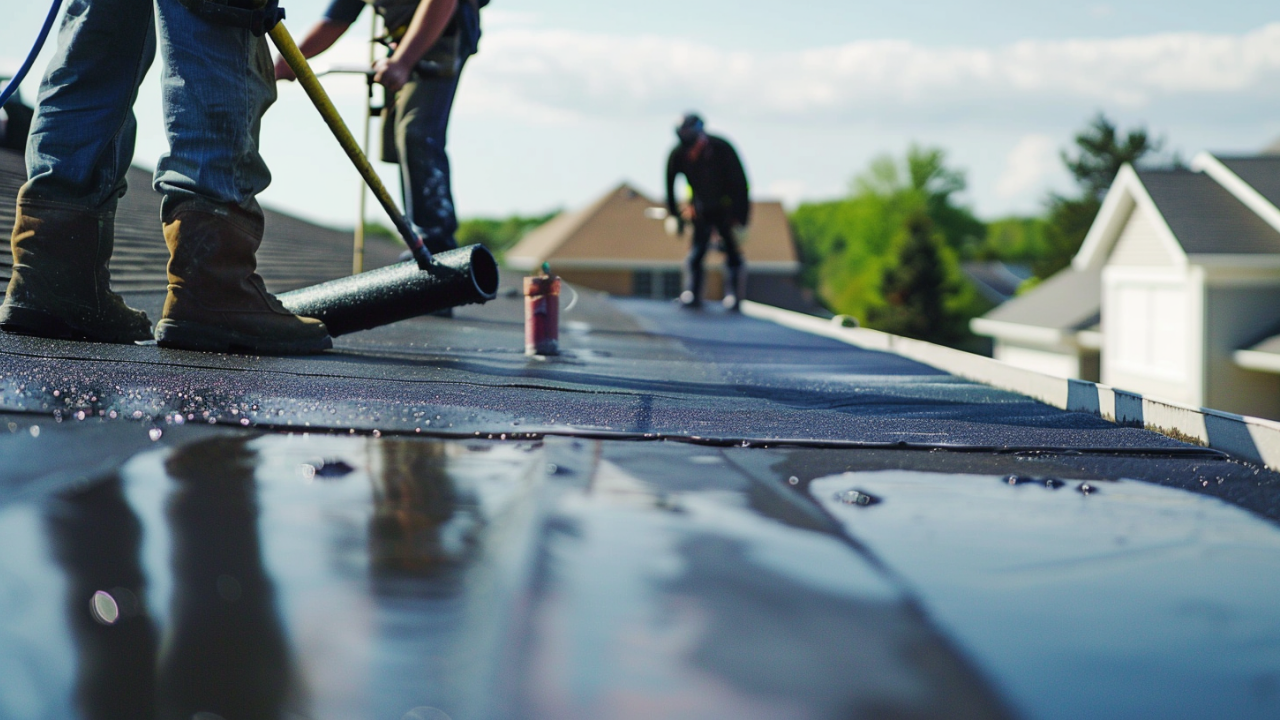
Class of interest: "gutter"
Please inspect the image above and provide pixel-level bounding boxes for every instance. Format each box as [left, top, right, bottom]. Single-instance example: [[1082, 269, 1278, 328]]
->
[[743, 300, 1280, 472]]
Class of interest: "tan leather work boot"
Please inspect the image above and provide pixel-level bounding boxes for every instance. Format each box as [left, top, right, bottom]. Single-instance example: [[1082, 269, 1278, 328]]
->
[[154, 202, 331, 355], [0, 195, 152, 343]]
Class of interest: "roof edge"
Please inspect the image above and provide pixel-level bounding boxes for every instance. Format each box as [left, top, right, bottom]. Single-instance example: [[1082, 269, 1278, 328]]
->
[[744, 299, 1280, 472], [970, 317, 1069, 347]]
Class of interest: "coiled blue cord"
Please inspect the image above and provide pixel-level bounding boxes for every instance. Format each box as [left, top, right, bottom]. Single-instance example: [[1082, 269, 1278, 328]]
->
[[0, 0, 64, 107]]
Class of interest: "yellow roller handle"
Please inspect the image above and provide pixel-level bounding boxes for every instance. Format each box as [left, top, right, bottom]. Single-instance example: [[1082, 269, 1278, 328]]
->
[[268, 22, 433, 268]]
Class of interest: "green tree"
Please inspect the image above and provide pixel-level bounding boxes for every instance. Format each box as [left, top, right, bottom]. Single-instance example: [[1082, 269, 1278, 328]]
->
[[868, 213, 953, 342], [791, 145, 985, 324], [1035, 114, 1160, 278]]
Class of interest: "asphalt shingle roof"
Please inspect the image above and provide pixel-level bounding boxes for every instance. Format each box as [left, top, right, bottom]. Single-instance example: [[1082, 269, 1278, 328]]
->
[[1139, 169, 1280, 255], [978, 265, 1100, 332]]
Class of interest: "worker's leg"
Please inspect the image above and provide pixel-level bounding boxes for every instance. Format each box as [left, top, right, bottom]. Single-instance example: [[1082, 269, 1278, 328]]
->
[[151, 0, 330, 354], [682, 219, 713, 307], [1, 0, 156, 343], [395, 62, 467, 255], [717, 219, 746, 311], [45, 478, 158, 720], [157, 437, 296, 719]]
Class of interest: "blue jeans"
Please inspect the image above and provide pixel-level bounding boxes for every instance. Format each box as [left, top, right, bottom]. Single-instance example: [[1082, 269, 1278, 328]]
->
[[394, 1, 479, 254], [23, 0, 276, 219]]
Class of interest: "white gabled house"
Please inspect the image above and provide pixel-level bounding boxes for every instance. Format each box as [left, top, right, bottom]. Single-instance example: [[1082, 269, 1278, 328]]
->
[[973, 153, 1280, 419]]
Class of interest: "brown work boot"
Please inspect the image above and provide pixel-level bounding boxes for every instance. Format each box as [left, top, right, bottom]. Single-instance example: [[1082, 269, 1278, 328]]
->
[[154, 202, 331, 355], [0, 195, 152, 343]]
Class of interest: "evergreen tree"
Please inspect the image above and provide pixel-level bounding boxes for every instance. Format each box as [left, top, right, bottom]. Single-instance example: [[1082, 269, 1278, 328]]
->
[[869, 213, 958, 343], [1035, 114, 1160, 278]]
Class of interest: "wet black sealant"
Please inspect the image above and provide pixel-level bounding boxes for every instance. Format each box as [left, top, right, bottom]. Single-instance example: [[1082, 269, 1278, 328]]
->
[[2, 429, 1280, 718]]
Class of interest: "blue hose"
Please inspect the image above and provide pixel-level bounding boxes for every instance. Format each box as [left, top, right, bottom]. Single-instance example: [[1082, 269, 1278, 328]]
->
[[0, 0, 64, 107]]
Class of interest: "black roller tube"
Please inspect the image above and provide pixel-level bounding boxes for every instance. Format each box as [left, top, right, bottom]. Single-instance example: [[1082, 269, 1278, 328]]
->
[[278, 245, 499, 337]]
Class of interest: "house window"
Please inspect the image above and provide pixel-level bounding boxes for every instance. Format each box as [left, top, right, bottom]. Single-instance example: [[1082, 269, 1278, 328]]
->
[[633, 270, 653, 298], [660, 271, 682, 299], [1113, 284, 1186, 379]]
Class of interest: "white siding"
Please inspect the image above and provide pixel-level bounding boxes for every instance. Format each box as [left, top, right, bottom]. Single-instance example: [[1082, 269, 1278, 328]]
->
[[1110, 208, 1179, 267], [1204, 282, 1280, 419]]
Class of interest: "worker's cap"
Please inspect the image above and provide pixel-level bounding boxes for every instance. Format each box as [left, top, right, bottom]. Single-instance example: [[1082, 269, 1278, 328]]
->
[[675, 113, 705, 145]]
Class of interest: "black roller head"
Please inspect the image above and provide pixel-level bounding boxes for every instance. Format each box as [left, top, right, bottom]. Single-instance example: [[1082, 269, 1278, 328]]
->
[[279, 244, 500, 337]]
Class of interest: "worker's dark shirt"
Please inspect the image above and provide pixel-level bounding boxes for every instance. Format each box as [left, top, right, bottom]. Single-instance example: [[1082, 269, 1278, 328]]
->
[[324, 0, 485, 55], [666, 134, 750, 226]]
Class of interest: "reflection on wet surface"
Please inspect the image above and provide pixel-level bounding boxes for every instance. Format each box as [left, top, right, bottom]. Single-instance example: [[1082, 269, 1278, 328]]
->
[[1, 429, 1279, 718], [812, 469, 1280, 720]]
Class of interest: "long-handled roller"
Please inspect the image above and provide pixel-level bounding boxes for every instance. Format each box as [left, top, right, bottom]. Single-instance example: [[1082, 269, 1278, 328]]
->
[[267, 22, 435, 270]]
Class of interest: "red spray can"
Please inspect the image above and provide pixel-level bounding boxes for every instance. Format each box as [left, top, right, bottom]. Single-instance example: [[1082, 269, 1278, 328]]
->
[[524, 274, 560, 356]]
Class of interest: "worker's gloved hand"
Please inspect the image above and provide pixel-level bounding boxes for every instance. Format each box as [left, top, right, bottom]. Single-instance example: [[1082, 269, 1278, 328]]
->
[[373, 58, 412, 93]]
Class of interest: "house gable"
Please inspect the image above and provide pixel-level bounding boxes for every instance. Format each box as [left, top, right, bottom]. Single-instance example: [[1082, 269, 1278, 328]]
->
[[1109, 202, 1182, 267], [1073, 165, 1186, 272]]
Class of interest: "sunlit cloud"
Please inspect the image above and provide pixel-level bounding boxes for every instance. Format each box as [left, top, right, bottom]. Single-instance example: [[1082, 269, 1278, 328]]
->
[[459, 23, 1280, 124]]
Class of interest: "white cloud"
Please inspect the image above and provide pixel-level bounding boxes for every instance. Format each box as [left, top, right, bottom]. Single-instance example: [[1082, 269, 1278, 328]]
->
[[459, 23, 1280, 124], [996, 135, 1059, 200]]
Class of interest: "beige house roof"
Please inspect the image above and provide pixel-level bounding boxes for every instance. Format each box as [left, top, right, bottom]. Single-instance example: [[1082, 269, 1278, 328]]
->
[[507, 183, 800, 272]]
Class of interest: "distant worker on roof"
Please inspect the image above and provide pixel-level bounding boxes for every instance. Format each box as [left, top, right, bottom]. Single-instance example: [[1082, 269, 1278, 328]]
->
[[666, 113, 750, 311], [276, 0, 486, 260], [1, 0, 331, 355]]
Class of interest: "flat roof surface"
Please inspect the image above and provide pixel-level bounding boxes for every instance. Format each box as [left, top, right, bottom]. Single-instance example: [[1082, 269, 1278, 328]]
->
[[2, 280, 1280, 718]]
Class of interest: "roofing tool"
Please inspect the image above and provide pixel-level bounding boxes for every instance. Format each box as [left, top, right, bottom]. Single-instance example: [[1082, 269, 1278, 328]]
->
[[267, 21, 436, 270], [523, 264, 560, 356], [279, 245, 499, 337]]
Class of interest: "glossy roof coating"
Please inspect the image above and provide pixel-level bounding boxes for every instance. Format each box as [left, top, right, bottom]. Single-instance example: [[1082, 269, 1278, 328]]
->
[[0, 280, 1279, 718]]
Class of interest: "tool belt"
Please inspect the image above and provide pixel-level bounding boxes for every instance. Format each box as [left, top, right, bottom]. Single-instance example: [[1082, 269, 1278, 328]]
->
[[176, 0, 285, 36]]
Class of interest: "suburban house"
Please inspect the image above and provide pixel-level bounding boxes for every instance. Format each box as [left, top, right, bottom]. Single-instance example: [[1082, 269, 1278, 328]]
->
[[505, 183, 811, 311], [972, 152, 1280, 419]]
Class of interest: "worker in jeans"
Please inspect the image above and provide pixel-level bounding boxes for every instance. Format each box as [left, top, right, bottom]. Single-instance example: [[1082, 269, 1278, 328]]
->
[[666, 113, 751, 311], [277, 0, 484, 258], [1, 0, 332, 354]]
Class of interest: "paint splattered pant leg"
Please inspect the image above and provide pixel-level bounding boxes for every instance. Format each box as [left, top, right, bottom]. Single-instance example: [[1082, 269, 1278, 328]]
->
[[395, 62, 467, 255]]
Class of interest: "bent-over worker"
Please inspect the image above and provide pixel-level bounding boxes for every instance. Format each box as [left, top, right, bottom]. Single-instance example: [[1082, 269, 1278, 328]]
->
[[666, 113, 750, 311]]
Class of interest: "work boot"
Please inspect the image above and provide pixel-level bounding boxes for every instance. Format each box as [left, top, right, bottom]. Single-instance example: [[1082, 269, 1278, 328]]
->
[[722, 264, 746, 312], [0, 196, 152, 343], [154, 202, 331, 355]]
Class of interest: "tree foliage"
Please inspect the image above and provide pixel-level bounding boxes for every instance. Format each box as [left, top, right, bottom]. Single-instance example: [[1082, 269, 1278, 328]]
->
[[790, 145, 989, 346], [868, 213, 967, 343], [1035, 114, 1160, 278]]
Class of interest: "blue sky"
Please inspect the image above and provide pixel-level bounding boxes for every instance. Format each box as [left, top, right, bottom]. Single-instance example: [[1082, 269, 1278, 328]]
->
[[4, 1, 1280, 229]]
